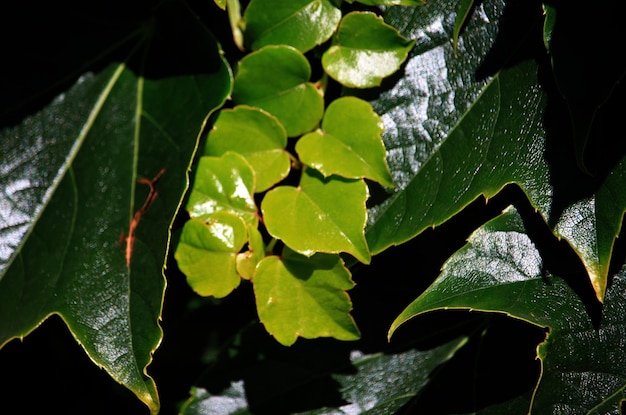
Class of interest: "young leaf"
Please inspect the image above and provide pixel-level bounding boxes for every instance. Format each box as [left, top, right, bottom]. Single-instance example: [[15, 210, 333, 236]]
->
[[232, 45, 324, 137], [204, 105, 291, 192], [236, 224, 266, 280], [322, 12, 415, 88], [389, 205, 626, 414], [243, 0, 341, 53], [253, 247, 360, 346], [261, 168, 371, 264], [296, 96, 394, 188], [186, 152, 258, 227], [175, 213, 247, 298]]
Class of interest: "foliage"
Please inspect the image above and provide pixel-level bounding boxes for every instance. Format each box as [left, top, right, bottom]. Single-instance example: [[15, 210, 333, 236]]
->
[[1, 0, 625, 414]]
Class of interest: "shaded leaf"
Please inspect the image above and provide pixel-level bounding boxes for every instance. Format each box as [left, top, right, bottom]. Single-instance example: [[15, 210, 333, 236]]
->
[[346, 0, 425, 5], [243, 0, 341, 53], [232, 45, 324, 137], [254, 247, 359, 346], [180, 338, 468, 414], [204, 105, 291, 192], [322, 12, 415, 88], [262, 168, 371, 264], [296, 96, 394, 188], [185, 152, 259, 227], [0, 1, 233, 412], [389, 205, 626, 414], [175, 213, 247, 298]]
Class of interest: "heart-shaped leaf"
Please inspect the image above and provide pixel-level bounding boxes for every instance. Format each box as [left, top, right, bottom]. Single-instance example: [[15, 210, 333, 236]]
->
[[0, 1, 233, 412], [243, 0, 341, 53], [204, 105, 291, 192], [186, 152, 259, 227], [389, 205, 626, 414], [261, 168, 371, 264], [232, 45, 324, 137], [322, 12, 415, 88], [175, 212, 247, 298], [253, 247, 360, 346], [296, 96, 394, 188]]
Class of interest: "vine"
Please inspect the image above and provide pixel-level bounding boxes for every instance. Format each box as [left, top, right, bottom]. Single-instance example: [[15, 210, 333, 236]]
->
[[174, 0, 420, 345]]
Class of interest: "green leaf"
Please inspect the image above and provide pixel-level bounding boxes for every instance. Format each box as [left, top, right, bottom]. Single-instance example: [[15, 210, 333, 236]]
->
[[261, 168, 371, 264], [213, 0, 226, 9], [243, 0, 341, 53], [453, 0, 474, 55], [186, 152, 259, 227], [322, 12, 415, 88], [204, 105, 290, 193], [389, 205, 626, 414], [232, 45, 324, 137], [0, 1, 233, 412], [175, 213, 247, 298], [253, 247, 359, 346], [296, 96, 394, 188], [365, 0, 626, 302]]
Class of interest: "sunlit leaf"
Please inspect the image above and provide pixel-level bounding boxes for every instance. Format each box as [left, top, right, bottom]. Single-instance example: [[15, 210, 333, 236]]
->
[[232, 45, 324, 136], [204, 105, 290, 192], [186, 152, 258, 227], [254, 247, 359, 346], [296, 96, 394, 188], [322, 12, 415, 88], [262, 168, 371, 264], [243, 0, 341, 53], [236, 224, 266, 280], [175, 213, 247, 298]]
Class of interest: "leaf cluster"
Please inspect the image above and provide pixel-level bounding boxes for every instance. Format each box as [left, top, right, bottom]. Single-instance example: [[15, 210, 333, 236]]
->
[[176, 0, 417, 346]]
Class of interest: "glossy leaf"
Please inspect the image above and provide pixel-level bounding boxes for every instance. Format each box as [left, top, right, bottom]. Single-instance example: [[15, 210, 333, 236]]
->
[[243, 0, 341, 53], [185, 152, 258, 227], [262, 168, 371, 264], [296, 96, 394, 188], [365, 0, 626, 302], [175, 213, 246, 298], [253, 247, 359, 346], [0, 1, 233, 412], [204, 105, 290, 192], [322, 12, 415, 88], [389, 206, 626, 414], [232, 45, 324, 137]]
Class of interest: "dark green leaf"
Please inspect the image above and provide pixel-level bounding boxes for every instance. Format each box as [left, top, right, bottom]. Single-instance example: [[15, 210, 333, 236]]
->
[[390, 206, 626, 414], [365, 0, 626, 302], [0, 2, 232, 412]]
